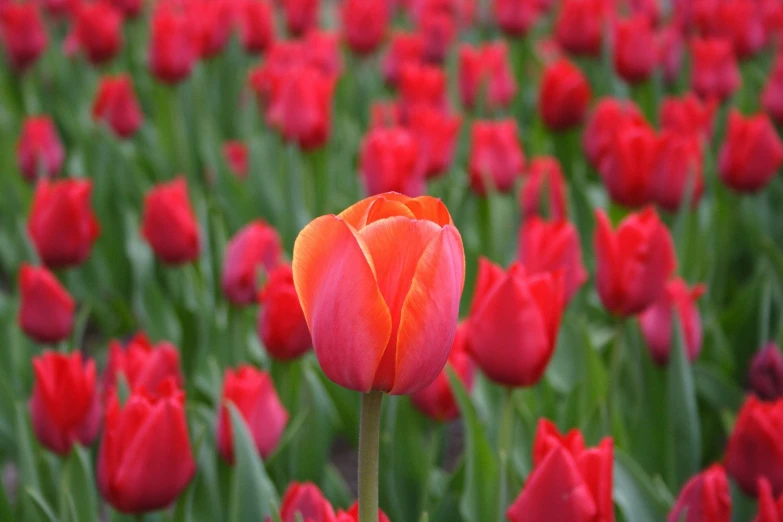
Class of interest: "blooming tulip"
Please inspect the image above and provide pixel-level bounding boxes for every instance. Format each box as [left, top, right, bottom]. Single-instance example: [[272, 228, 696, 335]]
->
[[0, 3, 47, 73], [749, 343, 783, 401], [519, 157, 568, 221], [17, 117, 65, 182], [103, 332, 184, 400], [141, 178, 200, 265], [658, 24, 684, 86], [222, 220, 282, 305], [458, 42, 517, 111], [258, 265, 312, 361], [359, 127, 423, 197], [18, 264, 75, 344], [713, 0, 766, 59], [718, 110, 783, 193], [92, 75, 143, 139], [468, 119, 525, 196], [538, 58, 591, 131], [416, 8, 456, 64], [668, 464, 731, 522]]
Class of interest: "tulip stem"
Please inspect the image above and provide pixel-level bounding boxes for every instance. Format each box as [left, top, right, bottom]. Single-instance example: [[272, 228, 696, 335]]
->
[[608, 321, 625, 436], [498, 387, 515, 520], [358, 391, 383, 522]]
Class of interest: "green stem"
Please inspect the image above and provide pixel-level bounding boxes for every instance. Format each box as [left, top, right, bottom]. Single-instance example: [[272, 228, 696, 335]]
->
[[607, 320, 625, 434], [497, 387, 515, 520], [358, 391, 383, 522], [478, 196, 494, 261]]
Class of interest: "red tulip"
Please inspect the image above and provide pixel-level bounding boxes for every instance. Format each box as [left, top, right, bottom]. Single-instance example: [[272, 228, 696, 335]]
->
[[668, 464, 731, 522], [141, 177, 200, 265], [28, 178, 100, 269], [594, 207, 676, 316], [519, 157, 568, 221], [277, 482, 337, 522], [98, 380, 196, 514], [292, 193, 465, 395], [407, 105, 460, 179], [103, 332, 184, 400], [508, 419, 613, 522], [583, 98, 645, 168], [0, 3, 47, 73], [713, 0, 766, 60], [222, 220, 282, 305], [335, 502, 391, 522], [258, 264, 312, 361], [107, 0, 141, 19], [341, 0, 388, 55], [92, 75, 143, 138], [539, 58, 591, 131], [493, 0, 541, 37], [597, 118, 657, 208], [658, 24, 684, 86], [417, 9, 456, 64], [282, 0, 319, 37], [189, 0, 233, 59], [519, 217, 587, 304], [382, 31, 425, 86], [370, 101, 402, 129], [17, 116, 65, 182], [613, 15, 656, 84], [30, 351, 101, 455], [18, 264, 74, 344], [458, 42, 516, 111], [398, 63, 447, 121], [638, 279, 705, 366], [73, 2, 123, 65], [469, 119, 525, 196], [763, 52, 783, 123], [660, 93, 715, 139], [756, 477, 783, 522], [236, 0, 274, 54], [718, 110, 783, 193], [411, 322, 474, 421], [750, 343, 783, 402], [360, 127, 423, 197], [651, 131, 705, 211], [555, 0, 606, 57], [725, 396, 783, 497], [149, 7, 196, 85], [223, 141, 248, 178], [691, 38, 741, 102], [40, 0, 78, 17], [468, 259, 564, 387]]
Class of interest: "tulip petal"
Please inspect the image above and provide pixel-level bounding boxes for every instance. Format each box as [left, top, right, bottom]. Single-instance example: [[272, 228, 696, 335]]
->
[[391, 225, 465, 394], [594, 210, 621, 313], [292, 215, 392, 392]]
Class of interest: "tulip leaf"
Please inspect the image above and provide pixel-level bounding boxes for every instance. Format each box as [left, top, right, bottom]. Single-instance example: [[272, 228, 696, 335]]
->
[[60, 446, 98, 522], [25, 488, 58, 522], [227, 403, 282, 522], [613, 450, 671, 522], [16, 404, 43, 522], [0, 479, 13, 522]]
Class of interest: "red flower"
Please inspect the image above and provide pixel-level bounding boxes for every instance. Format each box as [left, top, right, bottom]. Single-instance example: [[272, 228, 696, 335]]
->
[[30, 351, 101, 455], [335, 502, 391, 522], [17, 116, 65, 182], [107, 0, 141, 19], [235, 0, 274, 54], [583, 98, 645, 168], [73, 2, 123, 65], [282, 0, 319, 37], [691, 38, 741, 102], [668, 464, 731, 522], [750, 343, 783, 402], [493, 0, 541, 37], [519, 157, 568, 221], [763, 52, 783, 124], [216, 365, 288, 463], [468, 119, 525, 196], [594, 207, 676, 316], [382, 31, 425, 86], [360, 127, 423, 196], [597, 118, 657, 208], [222, 220, 282, 305], [258, 265, 311, 361], [407, 106, 461, 179], [651, 131, 704, 211], [555, 0, 606, 57], [458, 42, 516, 111], [417, 9, 456, 64], [538, 58, 591, 131], [149, 7, 196, 85], [756, 477, 783, 522], [718, 110, 783, 193], [660, 93, 715, 139], [613, 15, 656, 84], [92, 74, 143, 138], [223, 141, 248, 178], [189, 0, 233, 59], [713, 0, 766, 60], [0, 3, 47, 73], [398, 63, 447, 121], [341, 0, 388, 55], [141, 177, 200, 265], [18, 264, 75, 344], [276, 482, 337, 522], [657, 24, 684, 86]]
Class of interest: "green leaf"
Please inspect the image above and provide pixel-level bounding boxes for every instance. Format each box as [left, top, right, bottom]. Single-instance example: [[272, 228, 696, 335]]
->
[[25, 488, 58, 522], [613, 450, 671, 522], [60, 446, 98, 522]]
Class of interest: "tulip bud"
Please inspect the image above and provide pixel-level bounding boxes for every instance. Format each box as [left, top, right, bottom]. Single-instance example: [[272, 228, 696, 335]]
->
[[691, 38, 741, 101], [141, 178, 200, 265], [519, 157, 568, 221], [17, 116, 65, 182], [258, 265, 312, 361], [92, 74, 144, 139], [0, 3, 47, 73], [103, 332, 184, 401], [149, 7, 196, 85], [668, 464, 731, 522], [468, 119, 525, 196], [222, 220, 282, 305], [73, 2, 123, 65], [18, 264, 75, 344], [458, 42, 517, 112], [555, 0, 605, 57], [189, 0, 232, 59], [597, 119, 657, 208], [613, 15, 656, 84], [341, 0, 388, 55], [538, 58, 591, 131], [398, 63, 447, 121], [719, 110, 783, 193], [236, 0, 274, 54], [749, 343, 783, 401], [360, 127, 423, 197]]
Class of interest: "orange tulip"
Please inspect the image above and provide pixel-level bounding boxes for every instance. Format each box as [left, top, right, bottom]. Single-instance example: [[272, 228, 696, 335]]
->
[[292, 192, 465, 395]]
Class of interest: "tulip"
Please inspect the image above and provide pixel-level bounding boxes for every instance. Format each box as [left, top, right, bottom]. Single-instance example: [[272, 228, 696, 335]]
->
[[651, 131, 704, 211], [222, 220, 282, 305], [668, 464, 731, 522], [0, 3, 47, 73], [149, 7, 196, 85], [189, 0, 232, 59], [519, 157, 568, 221], [341, 0, 388, 55], [381, 31, 425, 87], [538, 58, 591, 131], [749, 343, 783, 401], [277, 482, 337, 522], [217, 365, 288, 463], [98, 380, 196, 514], [725, 396, 783, 497], [493, 0, 541, 37], [756, 478, 783, 522], [258, 265, 312, 361], [555, 0, 605, 57], [407, 106, 460, 179], [92, 75, 143, 139], [292, 193, 465, 395], [141, 177, 200, 265], [411, 323, 475, 421], [282, 0, 319, 37], [18, 264, 75, 344], [223, 141, 248, 178], [103, 332, 184, 400], [370, 101, 402, 129], [28, 179, 100, 269], [73, 2, 123, 65], [763, 53, 783, 123], [360, 127, 423, 197], [660, 93, 715, 139], [108, 0, 141, 19], [594, 208, 676, 316], [417, 9, 456, 64], [398, 63, 447, 121], [335, 503, 391, 522], [583, 98, 645, 168], [657, 24, 684, 86], [468, 119, 525, 196], [597, 118, 657, 208], [718, 110, 783, 193], [691, 38, 741, 102], [17, 116, 65, 182], [507, 419, 613, 522], [638, 279, 706, 366], [613, 15, 656, 84], [714, 0, 766, 59], [458, 42, 517, 111], [30, 351, 101, 455], [236, 0, 274, 54]]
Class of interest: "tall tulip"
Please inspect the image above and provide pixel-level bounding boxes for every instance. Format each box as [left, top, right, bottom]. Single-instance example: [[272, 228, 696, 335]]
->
[[103, 333, 184, 400], [141, 177, 200, 265], [18, 264, 75, 344], [668, 464, 731, 522], [258, 265, 312, 361], [221, 220, 282, 305], [718, 110, 783, 193]]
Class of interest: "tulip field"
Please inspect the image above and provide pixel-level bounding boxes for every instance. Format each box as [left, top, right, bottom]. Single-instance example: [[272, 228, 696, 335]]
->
[[4, 0, 783, 520]]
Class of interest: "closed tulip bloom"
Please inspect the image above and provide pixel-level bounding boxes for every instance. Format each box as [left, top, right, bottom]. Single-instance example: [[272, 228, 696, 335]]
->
[[594, 208, 676, 316], [407, 106, 461, 179], [757, 478, 783, 522], [360, 127, 423, 197], [519, 157, 568, 221], [719, 110, 783, 193], [74, 2, 123, 65], [223, 141, 248, 178], [217, 365, 288, 463], [222, 220, 282, 305], [103, 333, 184, 400], [398, 63, 447, 121], [341, 0, 388, 55], [469, 119, 525, 196], [583, 98, 646, 168], [189, 0, 232, 59], [613, 15, 656, 84], [411, 323, 475, 421], [459, 42, 517, 111], [750, 343, 783, 402], [539, 58, 591, 131], [660, 93, 715, 139], [236, 0, 274, 54], [508, 419, 613, 522], [597, 119, 657, 208], [18, 264, 75, 344], [725, 396, 783, 497], [417, 9, 456, 64], [28, 179, 100, 269], [98, 380, 196, 514], [17, 116, 65, 182], [691, 38, 741, 101], [141, 178, 200, 265], [282, 0, 319, 37], [335, 502, 391, 522], [0, 3, 47, 72], [258, 265, 312, 361], [652, 131, 705, 211], [382, 31, 425, 86], [519, 218, 587, 304], [763, 53, 783, 123], [108, 0, 141, 18], [277, 482, 337, 522], [493, 0, 541, 37], [30, 351, 101, 455], [555, 0, 605, 57], [658, 24, 684, 86], [668, 464, 731, 522], [638, 279, 706, 366], [149, 8, 196, 85], [292, 193, 466, 395], [714, 0, 766, 60], [92, 75, 143, 139]]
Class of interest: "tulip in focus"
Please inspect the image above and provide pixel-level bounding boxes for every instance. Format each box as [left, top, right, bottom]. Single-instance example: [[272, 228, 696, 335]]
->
[[18, 264, 75, 344], [0, 3, 48, 73], [30, 351, 101, 455], [668, 464, 731, 522], [613, 15, 657, 85], [258, 265, 312, 361], [538, 59, 591, 131], [103, 332, 184, 400], [519, 157, 568, 221], [458, 42, 517, 112], [92, 75, 144, 139], [360, 127, 423, 197], [691, 38, 741, 102], [749, 343, 783, 402], [277, 482, 337, 522], [718, 110, 783, 193], [341, 0, 388, 55], [141, 177, 200, 265], [17, 116, 65, 182], [468, 119, 525, 196], [221, 220, 282, 305]]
